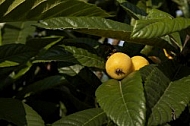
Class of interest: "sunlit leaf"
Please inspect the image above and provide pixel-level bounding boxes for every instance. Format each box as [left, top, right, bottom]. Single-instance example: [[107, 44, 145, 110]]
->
[[36, 17, 132, 39], [147, 9, 173, 19], [0, 0, 110, 22], [35, 16, 177, 51], [131, 17, 190, 39]]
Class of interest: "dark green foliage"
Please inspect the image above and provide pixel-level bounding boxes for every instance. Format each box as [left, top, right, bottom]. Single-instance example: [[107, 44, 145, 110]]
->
[[0, 0, 190, 126]]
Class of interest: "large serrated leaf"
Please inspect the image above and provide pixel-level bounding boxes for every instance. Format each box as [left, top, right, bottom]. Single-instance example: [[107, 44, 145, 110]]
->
[[35, 17, 177, 51], [149, 76, 190, 125], [2, 21, 36, 44], [33, 45, 105, 69], [140, 65, 171, 115], [0, 0, 110, 22], [96, 72, 146, 126], [0, 44, 37, 67], [131, 17, 190, 39], [140, 65, 190, 125], [63, 45, 105, 69], [0, 98, 44, 126], [52, 108, 107, 126], [36, 17, 132, 39]]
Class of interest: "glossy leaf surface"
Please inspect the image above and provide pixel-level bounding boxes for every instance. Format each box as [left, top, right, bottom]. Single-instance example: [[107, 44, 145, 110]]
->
[[36, 17, 177, 51], [52, 108, 107, 126], [96, 72, 146, 126], [132, 17, 190, 39], [0, 44, 37, 67], [0, 0, 110, 22], [140, 65, 190, 125], [34, 45, 105, 69], [120, 1, 147, 19], [23, 103, 45, 126]]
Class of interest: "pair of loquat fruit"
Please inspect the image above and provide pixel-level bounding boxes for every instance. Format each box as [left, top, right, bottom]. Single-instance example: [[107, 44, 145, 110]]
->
[[105, 52, 149, 80]]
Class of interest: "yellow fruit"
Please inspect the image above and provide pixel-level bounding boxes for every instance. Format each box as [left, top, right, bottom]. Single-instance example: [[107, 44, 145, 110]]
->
[[105, 52, 133, 80], [131, 56, 149, 71]]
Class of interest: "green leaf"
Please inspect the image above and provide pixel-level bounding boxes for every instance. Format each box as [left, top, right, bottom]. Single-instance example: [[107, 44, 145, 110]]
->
[[59, 64, 84, 76], [10, 61, 33, 80], [23, 103, 45, 126], [140, 65, 190, 125], [2, 21, 36, 44], [0, 98, 26, 125], [59, 64, 102, 91], [131, 17, 190, 39], [168, 32, 183, 51], [0, 62, 33, 90], [0, 44, 37, 67], [26, 36, 63, 51], [0, 0, 110, 22], [63, 45, 105, 69], [16, 75, 67, 99], [96, 72, 146, 126], [34, 45, 105, 69], [36, 17, 132, 39], [35, 17, 177, 51], [0, 98, 44, 126], [147, 9, 173, 19], [120, 1, 147, 19], [52, 108, 107, 126], [140, 65, 171, 116]]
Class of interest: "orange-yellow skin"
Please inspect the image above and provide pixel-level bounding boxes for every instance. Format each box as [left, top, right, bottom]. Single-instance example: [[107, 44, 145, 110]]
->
[[105, 52, 133, 80], [131, 56, 149, 71]]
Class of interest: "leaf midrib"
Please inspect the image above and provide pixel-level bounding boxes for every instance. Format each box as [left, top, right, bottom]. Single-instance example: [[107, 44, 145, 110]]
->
[[119, 81, 134, 125], [148, 81, 172, 124], [82, 111, 105, 126]]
